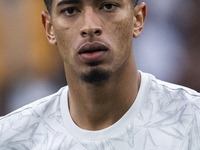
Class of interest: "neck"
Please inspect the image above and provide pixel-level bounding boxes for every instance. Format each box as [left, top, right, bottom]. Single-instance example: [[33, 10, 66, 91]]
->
[[66, 54, 140, 130]]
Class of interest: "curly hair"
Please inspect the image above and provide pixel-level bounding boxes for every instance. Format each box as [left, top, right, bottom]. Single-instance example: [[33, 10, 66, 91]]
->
[[43, 0, 139, 14]]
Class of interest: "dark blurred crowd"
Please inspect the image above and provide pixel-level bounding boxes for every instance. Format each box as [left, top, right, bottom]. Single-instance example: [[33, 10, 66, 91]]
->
[[0, 1, 67, 115], [0, 0, 200, 116], [135, 0, 200, 90]]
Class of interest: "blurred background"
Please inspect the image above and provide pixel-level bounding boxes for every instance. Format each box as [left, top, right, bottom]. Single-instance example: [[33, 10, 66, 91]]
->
[[0, 0, 200, 116]]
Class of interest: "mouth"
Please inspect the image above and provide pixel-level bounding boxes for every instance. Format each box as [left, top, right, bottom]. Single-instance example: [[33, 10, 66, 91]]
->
[[78, 42, 109, 64], [78, 42, 108, 54]]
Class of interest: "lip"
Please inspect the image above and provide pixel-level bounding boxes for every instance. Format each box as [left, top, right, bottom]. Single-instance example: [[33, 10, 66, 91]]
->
[[78, 42, 109, 64]]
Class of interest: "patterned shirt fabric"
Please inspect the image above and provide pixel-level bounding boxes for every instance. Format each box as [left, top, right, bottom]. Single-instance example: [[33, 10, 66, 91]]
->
[[0, 72, 200, 150]]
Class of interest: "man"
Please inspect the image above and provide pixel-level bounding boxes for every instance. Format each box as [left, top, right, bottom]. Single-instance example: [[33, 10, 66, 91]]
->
[[0, 0, 200, 149]]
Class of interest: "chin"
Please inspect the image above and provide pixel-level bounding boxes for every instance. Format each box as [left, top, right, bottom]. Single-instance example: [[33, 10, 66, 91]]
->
[[80, 68, 111, 84]]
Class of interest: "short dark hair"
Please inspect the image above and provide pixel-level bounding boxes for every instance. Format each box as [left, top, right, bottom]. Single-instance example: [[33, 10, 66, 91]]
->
[[43, 0, 52, 14], [43, 0, 139, 14]]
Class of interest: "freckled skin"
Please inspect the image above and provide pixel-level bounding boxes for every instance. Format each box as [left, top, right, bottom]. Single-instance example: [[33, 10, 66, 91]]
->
[[50, 0, 135, 82]]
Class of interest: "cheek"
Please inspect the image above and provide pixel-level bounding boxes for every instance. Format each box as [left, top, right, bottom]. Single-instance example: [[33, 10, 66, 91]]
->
[[54, 26, 77, 62], [106, 17, 134, 55], [55, 31, 71, 59]]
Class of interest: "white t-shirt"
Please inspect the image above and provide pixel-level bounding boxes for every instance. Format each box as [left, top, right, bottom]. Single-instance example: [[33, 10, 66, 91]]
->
[[0, 72, 200, 150]]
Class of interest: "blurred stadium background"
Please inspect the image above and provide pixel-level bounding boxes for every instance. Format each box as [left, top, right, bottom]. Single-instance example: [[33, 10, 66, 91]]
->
[[0, 0, 200, 116]]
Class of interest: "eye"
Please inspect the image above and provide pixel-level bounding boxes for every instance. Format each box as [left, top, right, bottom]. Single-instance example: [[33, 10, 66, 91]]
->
[[61, 7, 80, 16], [104, 4, 114, 10], [100, 3, 118, 11]]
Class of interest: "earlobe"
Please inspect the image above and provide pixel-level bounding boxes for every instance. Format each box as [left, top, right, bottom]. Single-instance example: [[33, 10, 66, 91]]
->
[[41, 11, 57, 45], [132, 2, 147, 38]]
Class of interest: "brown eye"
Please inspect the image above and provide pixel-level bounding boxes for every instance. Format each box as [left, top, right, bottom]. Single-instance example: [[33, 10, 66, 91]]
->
[[104, 4, 113, 10], [100, 3, 118, 12], [66, 7, 75, 14], [61, 7, 80, 16]]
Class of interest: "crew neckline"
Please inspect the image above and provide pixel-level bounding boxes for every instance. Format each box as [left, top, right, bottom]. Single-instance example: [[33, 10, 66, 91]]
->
[[60, 72, 152, 141]]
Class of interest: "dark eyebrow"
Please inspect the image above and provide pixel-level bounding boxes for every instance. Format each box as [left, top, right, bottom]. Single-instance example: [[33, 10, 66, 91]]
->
[[57, 0, 108, 7], [57, 0, 81, 7]]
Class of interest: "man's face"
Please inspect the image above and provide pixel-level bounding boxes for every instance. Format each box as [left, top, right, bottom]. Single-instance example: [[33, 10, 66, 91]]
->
[[48, 0, 141, 84]]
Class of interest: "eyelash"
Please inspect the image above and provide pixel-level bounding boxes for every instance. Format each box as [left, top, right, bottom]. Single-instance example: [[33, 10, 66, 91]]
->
[[60, 7, 80, 16], [100, 3, 119, 11], [60, 3, 119, 16]]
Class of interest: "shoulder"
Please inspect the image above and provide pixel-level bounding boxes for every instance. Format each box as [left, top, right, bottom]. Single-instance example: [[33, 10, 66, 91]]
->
[[1, 86, 67, 118], [137, 72, 200, 150], [0, 86, 68, 144], [141, 71, 200, 97], [151, 75, 200, 99], [141, 72, 200, 112], [144, 72, 200, 117]]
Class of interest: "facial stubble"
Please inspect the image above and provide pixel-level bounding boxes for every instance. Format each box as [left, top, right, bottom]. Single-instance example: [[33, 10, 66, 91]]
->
[[80, 67, 110, 84]]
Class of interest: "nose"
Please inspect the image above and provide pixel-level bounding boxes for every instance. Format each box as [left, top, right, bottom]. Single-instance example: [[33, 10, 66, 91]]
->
[[80, 7, 102, 38]]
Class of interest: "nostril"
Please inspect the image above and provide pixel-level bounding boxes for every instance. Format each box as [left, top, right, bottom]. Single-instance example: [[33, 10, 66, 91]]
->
[[94, 30, 101, 36], [81, 31, 87, 37], [80, 28, 102, 37], [83, 31, 86, 34]]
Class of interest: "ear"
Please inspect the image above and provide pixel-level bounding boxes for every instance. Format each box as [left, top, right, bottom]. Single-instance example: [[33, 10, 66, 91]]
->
[[41, 11, 57, 45], [132, 2, 147, 38]]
